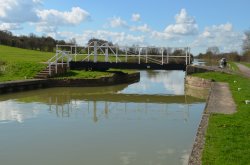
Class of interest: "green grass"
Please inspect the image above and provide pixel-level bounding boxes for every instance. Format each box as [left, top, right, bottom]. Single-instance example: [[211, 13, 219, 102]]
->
[[0, 61, 45, 82], [0, 45, 53, 82], [0, 45, 53, 62], [54, 70, 113, 79], [192, 72, 250, 165], [228, 61, 239, 71]]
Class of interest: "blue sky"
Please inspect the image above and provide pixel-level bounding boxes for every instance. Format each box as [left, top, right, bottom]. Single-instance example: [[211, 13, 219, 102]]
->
[[0, 0, 249, 55]]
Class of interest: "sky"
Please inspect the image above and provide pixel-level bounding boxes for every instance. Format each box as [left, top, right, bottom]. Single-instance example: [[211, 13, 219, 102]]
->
[[0, 0, 249, 55]]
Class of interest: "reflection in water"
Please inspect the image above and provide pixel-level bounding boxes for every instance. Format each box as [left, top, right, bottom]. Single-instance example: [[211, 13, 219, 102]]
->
[[120, 70, 185, 95], [0, 100, 43, 123], [48, 100, 194, 123], [0, 70, 205, 165], [0, 100, 195, 124]]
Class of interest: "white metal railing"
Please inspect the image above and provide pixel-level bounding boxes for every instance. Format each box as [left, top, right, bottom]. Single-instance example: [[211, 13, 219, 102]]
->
[[47, 42, 191, 75], [47, 50, 72, 76]]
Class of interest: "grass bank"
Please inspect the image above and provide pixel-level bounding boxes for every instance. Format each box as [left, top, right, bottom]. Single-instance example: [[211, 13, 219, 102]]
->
[[192, 72, 250, 165], [228, 61, 239, 71], [0, 45, 53, 82]]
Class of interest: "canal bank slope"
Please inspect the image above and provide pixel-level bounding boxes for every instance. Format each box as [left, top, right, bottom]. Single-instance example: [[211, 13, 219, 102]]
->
[[186, 66, 238, 165]]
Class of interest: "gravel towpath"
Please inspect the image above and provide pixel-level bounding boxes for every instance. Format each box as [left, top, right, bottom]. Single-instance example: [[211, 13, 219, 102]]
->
[[236, 63, 250, 78]]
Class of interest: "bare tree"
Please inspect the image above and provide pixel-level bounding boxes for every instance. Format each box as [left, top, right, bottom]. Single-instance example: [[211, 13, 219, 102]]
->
[[243, 30, 250, 53], [206, 46, 220, 55]]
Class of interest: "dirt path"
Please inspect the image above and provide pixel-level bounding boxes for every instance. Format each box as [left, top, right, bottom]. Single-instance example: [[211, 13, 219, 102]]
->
[[206, 82, 236, 114], [236, 63, 250, 78]]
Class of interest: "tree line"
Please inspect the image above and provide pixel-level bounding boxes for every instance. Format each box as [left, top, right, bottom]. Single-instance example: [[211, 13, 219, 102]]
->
[[0, 30, 69, 52], [197, 30, 250, 62]]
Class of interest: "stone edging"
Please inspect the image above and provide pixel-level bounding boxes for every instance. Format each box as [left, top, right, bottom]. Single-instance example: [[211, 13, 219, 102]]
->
[[187, 76, 214, 165], [49, 72, 140, 87], [0, 72, 140, 94]]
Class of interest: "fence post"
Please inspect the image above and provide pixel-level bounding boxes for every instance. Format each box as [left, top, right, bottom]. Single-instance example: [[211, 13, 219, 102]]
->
[[94, 41, 97, 63]]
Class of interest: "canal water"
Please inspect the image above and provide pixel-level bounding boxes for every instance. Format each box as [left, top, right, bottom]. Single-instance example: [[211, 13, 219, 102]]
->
[[0, 70, 205, 165]]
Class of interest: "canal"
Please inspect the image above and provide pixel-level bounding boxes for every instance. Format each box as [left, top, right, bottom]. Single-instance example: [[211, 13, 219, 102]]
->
[[0, 70, 205, 165]]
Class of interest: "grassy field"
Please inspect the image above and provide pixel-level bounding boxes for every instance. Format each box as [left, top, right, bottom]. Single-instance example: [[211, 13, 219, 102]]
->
[[0, 45, 53, 62], [0, 45, 54, 81], [193, 72, 250, 165]]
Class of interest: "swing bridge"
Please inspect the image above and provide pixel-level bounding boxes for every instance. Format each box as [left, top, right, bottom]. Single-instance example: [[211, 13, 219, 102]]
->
[[46, 41, 192, 76]]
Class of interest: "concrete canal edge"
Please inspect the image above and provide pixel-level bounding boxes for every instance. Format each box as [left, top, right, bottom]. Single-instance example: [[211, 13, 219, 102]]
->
[[0, 72, 140, 94], [49, 72, 140, 87], [186, 76, 213, 165], [186, 75, 236, 165]]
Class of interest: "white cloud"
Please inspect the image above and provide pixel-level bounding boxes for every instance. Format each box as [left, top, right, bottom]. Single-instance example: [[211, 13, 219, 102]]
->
[[35, 7, 90, 33], [37, 7, 89, 26], [151, 31, 173, 40], [0, 0, 40, 23], [0, 22, 22, 30], [164, 9, 198, 35], [108, 15, 149, 33], [151, 9, 198, 40], [130, 24, 151, 33], [192, 23, 244, 53], [0, 1, 90, 34], [131, 13, 141, 22], [108, 17, 128, 28]]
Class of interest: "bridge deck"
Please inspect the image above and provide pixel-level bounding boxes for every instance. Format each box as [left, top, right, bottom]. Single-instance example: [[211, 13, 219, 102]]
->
[[70, 61, 187, 71]]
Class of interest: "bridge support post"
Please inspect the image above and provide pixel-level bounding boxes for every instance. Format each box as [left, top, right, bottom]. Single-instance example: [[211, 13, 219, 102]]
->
[[75, 45, 77, 62], [116, 47, 118, 63], [188, 47, 191, 64], [105, 43, 109, 62], [146, 47, 148, 63], [125, 48, 128, 62], [167, 48, 169, 64], [94, 41, 97, 63], [185, 47, 188, 65], [87, 46, 90, 61], [55, 52, 58, 74], [138, 48, 141, 64], [161, 48, 164, 65]]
